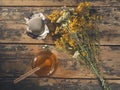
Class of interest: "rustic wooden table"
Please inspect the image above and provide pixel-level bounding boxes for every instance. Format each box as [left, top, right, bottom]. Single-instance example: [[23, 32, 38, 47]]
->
[[0, 0, 120, 90]]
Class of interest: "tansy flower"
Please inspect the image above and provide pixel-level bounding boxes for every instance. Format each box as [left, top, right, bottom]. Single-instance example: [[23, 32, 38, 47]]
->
[[48, 10, 60, 22], [76, 2, 90, 13], [76, 3, 84, 12], [55, 39, 64, 49], [62, 34, 69, 42], [81, 51, 87, 56], [55, 27, 60, 34], [69, 39, 76, 48], [84, 2, 90, 7], [69, 17, 78, 32]]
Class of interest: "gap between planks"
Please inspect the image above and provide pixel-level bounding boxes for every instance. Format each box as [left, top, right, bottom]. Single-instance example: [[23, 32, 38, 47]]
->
[[0, 6, 120, 7], [0, 77, 120, 80], [0, 42, 120, 46]]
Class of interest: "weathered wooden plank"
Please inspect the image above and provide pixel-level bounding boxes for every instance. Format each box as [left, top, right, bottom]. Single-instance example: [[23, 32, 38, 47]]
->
[[1, 6, 120, 22], [0, 45, 119, 79], [0, 78, 120, 90], [0, 7, 120, 45], [1, 23, 119, 45], [0, 0, 120, 6]]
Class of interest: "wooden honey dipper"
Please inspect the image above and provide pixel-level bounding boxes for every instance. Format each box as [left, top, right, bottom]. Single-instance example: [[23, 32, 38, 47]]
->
[[14, 59, 51, 84]]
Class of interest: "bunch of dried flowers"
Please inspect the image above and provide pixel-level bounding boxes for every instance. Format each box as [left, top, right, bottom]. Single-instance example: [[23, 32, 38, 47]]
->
[[48, 2, 111, 90]]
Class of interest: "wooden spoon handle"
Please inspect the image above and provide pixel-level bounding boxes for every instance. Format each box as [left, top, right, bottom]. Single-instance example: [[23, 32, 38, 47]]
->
[[13, 67, 40, 84], [14, 59, 51, 84]]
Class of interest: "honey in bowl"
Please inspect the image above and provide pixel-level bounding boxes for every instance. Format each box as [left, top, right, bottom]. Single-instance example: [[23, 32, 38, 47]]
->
[[32, 50, 58, 76]]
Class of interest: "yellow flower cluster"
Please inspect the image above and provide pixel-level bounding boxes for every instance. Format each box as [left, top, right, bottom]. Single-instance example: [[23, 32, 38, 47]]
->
[[55, 33, 76, 49], [48, 2, 100, 51], [47, 10, 60, 22], [55, 39, 64, 49], [69, 17, 78, 33], [76, 2, 90, 13], [68, 39, 76, 48], [81, 51, 87, 56]]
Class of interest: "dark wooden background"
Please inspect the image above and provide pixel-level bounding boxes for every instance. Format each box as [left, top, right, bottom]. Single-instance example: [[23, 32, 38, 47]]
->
[[0, 0, 120, 90]]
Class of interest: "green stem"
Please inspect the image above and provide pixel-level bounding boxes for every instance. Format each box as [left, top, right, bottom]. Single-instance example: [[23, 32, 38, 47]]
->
[[88, 59, 111, 90], [66, 24, 111, 90], [78, 49, 111, 90], [74, 33, 110, 90]]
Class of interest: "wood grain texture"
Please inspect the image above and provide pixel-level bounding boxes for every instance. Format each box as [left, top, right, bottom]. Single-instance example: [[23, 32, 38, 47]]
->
[[0, 0, 120, 6], [0, 7, 120, 45], [0, 0, 120, 89], [0, 45, 119, 79], [0, 78, 120, 90], [0, 44, 120, 89]]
